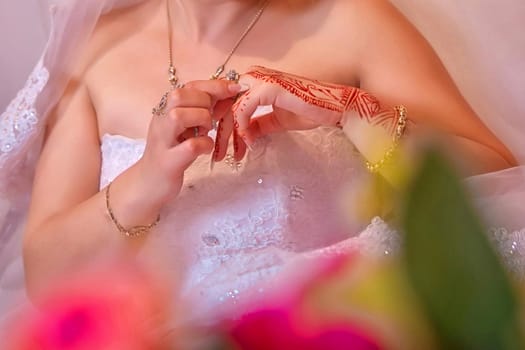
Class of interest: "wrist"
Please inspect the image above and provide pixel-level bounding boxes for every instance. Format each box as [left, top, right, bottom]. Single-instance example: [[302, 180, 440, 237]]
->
[[106, 165, 164, 234], [342, 105, 411, 188], [105, 181, 160, 237]]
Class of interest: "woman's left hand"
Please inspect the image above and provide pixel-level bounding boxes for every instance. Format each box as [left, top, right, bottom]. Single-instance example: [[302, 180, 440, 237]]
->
[[215, 66, 385, 161]]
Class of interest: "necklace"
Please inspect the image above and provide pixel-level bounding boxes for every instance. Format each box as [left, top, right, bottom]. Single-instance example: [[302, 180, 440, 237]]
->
[[153, 0, 269, 117]]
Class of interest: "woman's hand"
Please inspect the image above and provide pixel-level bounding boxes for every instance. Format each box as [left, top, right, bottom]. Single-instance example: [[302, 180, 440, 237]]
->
[[130, 80, 241, 211], [219, 66, 398, 161]]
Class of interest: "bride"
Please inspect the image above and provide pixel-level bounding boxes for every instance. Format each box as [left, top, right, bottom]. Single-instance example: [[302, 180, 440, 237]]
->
[[1, 0, 524, 324]]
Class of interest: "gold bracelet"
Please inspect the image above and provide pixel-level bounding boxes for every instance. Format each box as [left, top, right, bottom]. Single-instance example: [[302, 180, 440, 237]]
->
[[105, 182, 160, 238], [365, 105, 408, 173]]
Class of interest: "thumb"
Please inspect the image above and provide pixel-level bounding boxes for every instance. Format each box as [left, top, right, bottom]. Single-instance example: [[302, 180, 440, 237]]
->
[[184, 79, 242, 102]]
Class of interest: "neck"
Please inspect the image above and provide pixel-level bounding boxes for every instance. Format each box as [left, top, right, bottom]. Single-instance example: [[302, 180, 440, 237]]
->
[[169, 0, 264, 42]]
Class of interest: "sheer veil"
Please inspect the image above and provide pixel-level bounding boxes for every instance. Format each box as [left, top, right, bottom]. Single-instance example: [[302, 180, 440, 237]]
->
[[0, 0, 147, 320], [394, 0, 525, 233], [1, 0, 524, 319]]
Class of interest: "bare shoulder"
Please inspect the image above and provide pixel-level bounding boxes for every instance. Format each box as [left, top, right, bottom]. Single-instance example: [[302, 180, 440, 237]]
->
[[47, 1, 157, 134], [277, 0, 421, 84], [312, 0, 446, 91], [328, 0, 410, 27], [325, 0, 425, 50], [80, 1, 160, 79], [47, 0, 162, 130]]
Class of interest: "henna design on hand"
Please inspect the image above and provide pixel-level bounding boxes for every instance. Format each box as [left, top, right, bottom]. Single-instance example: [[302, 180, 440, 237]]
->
[[246, 66, 399, 135]]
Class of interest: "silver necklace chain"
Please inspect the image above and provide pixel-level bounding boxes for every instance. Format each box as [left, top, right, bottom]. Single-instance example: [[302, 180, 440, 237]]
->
[[153, 0, 269, 117], [166, 0, 269, 88]]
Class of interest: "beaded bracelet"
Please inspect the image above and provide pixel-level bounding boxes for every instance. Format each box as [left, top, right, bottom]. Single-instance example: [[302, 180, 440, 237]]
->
[[365, 105, 408, 173], [105, 182, 160, 238]]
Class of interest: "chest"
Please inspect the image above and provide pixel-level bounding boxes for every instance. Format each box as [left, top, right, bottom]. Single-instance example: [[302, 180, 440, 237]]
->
[[85, 10, 360, 139]]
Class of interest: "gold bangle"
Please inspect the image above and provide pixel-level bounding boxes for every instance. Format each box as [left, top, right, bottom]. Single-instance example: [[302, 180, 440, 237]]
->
[[365, 105, 408, 173], [105, 182, 160, 238]]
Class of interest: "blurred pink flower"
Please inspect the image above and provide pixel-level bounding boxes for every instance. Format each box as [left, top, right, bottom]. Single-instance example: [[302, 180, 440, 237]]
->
[[229, 307, 381, 350], [8, 264, 170, 350]]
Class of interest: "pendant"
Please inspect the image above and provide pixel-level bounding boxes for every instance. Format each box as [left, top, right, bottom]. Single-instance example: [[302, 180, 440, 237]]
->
[[152, 91, 169, 117], [168, 66, 178, 86]]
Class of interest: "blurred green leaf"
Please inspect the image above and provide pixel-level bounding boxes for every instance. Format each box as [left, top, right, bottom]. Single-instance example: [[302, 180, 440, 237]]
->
[[402, 149, 523, 350]]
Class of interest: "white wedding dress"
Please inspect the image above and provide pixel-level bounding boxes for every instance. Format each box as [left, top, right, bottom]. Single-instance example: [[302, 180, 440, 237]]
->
[[99, 125, 402, 320], [1, 0, 525, 326]]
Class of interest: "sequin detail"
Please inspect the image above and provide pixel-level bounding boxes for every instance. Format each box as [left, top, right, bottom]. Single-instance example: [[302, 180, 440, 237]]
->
[[490, 227, 525, 279], [0, 61, 49, 167], [225, 154, 242, 171], [97, 131, 525, 321], [202, 234, 221, 247], [290, 185, 305, 200]]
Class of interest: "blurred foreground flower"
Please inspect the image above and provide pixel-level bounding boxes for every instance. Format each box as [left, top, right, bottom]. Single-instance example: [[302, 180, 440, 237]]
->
[[6, 149, 525, 350], [229, 305, 380, 350], [220, 253, 433, 350], [401, 149, 525, 350], [7, 263, 171, 350]]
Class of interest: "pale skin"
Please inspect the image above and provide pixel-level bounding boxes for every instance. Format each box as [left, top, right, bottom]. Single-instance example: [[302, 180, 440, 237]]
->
[[23, 0, 516, 297]]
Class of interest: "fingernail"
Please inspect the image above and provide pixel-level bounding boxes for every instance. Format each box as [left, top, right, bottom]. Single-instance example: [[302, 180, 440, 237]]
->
[[240, 134, 254, 150], [228, 83, 242, 93], [213, 144, 220, 161], [209, 158, 215, 172], [233, 130, 239, 153], [239, 83, 250, 92]]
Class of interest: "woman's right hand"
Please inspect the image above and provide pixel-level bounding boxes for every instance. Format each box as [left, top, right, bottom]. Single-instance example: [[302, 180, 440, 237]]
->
[[129, 80, 241, 212]]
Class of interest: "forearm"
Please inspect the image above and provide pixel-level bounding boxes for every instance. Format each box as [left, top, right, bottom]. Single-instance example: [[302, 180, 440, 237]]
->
[[343, 112, 515, 186], [23, 165, 160, 298], [239, 66, 515, 179], [432, 134, 515, 176]]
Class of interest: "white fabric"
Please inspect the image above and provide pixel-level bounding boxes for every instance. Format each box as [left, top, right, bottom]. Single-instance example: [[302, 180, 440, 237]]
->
[[97, 130, 525, 321], [99, 127, 365, 315], [1, 0, 525, 324]]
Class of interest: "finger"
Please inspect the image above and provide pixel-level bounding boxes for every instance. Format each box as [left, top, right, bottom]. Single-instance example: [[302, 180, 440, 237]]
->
[[162, 108, 212, 146], [233, 127, 247, 161], [168, 136, 214, 171], [232, 83, 277, 131], [213, 98, 235, 122], [240, 111, 284, 145], [212, 118, 223, 162], [177, 126, 209, 143], [166, 88, 213, 110], [184, 80, 242, 105], [213, 112, 235, 162], [209, 99, 236, 163]]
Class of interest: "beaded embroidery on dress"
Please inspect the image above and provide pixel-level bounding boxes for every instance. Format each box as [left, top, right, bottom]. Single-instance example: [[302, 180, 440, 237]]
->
[[99, 127, 525, 320], [100, 125, 385, 317], [2, 0, 525, 328]]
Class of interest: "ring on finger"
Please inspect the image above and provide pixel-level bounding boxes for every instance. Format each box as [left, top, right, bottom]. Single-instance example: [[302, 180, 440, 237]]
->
[[226, 69, 240, 83]]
